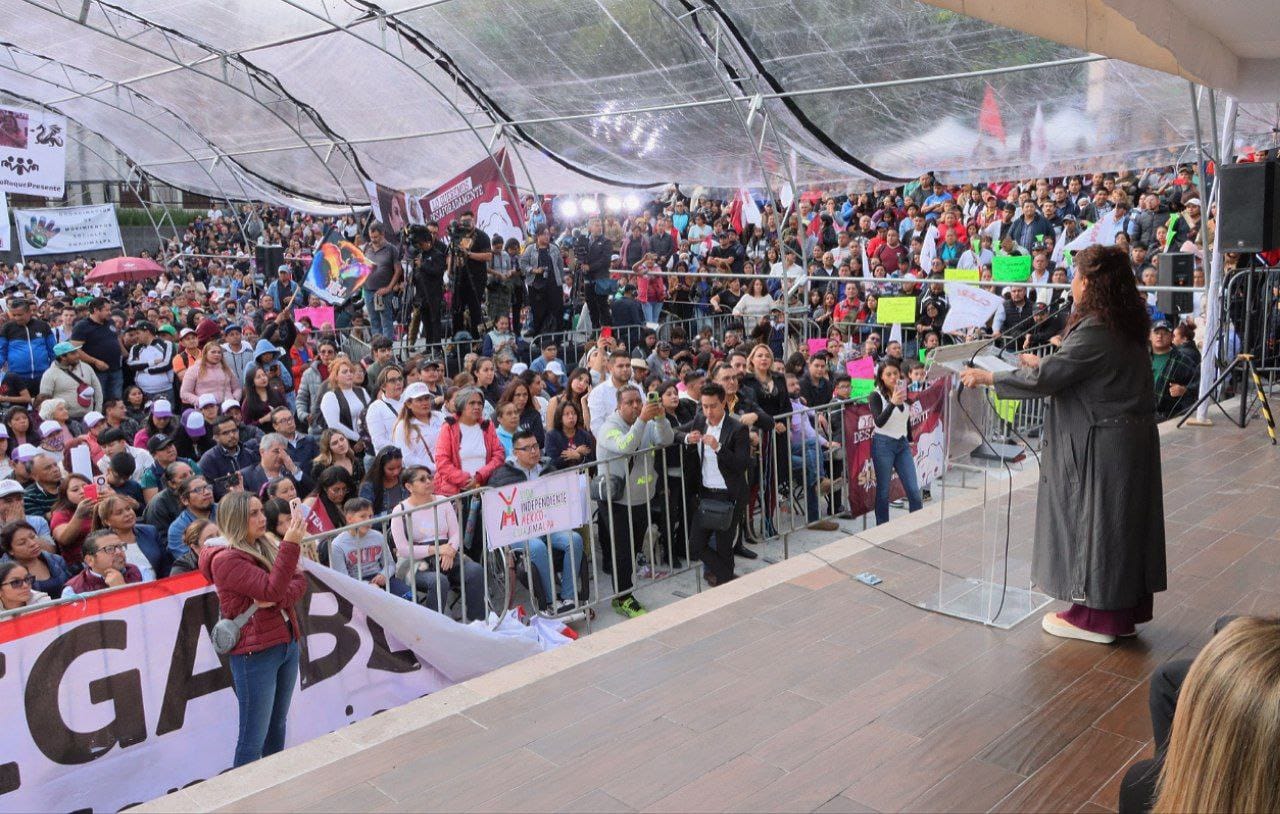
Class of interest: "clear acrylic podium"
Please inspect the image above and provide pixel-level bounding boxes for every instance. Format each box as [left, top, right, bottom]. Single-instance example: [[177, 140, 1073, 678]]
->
[[920, 376, 1052, 629]]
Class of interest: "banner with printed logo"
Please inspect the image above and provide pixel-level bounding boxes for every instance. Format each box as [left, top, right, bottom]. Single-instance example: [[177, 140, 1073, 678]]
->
[[11, 203, 122, 257], [0, 105, 66, 198], [482, 469, 587, 550], [843, 377, 949, 517], [0, 561, 543, 813]]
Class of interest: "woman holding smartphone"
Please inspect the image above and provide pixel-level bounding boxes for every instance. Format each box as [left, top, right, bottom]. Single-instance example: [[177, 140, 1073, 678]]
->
[[202, 492, 307, 767], [868, 359, 923, 525]]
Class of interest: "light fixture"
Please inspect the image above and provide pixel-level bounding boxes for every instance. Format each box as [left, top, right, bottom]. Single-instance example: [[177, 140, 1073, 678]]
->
[[580, 198, 599, 215], [606, 196, 623, 212], [558, 199, 579, 219], [624, 194, 641, 211]]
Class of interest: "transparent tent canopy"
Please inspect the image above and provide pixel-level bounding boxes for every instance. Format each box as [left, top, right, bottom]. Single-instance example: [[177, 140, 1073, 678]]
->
[[2, 0, 1276, 208]]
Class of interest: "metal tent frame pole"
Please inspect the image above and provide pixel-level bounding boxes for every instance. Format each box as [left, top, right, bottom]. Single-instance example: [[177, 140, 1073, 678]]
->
[[14, 0, 364, 212], [1191, 96, 1239, 424]]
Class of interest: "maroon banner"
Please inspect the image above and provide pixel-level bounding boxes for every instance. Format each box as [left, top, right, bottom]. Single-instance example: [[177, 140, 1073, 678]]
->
[[843, 378, 949, 518], [416, 149, 524, 246]]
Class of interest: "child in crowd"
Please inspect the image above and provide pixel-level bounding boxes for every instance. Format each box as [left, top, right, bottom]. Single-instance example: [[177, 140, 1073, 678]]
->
[[905, 360, 929, 393], [328, 498, 412, 600]]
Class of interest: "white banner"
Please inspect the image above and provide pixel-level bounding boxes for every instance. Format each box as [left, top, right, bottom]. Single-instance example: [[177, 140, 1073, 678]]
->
[[0, 105, 66, 198], [483, 470, 587, 550], [12, 203, 122, 257], [942, 282, 1005, 333], [0, 561, 544, 813], [0, 191, 9, 252]]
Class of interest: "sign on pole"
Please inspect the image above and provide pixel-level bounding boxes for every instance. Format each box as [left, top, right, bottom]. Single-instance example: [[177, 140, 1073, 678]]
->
[[0, 104, 67, 198]]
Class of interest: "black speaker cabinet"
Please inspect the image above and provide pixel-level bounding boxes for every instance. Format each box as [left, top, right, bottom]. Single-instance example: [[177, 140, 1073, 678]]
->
[[255, 244, 285, 279], [1157, 251, 1195, 316], [1218, 161, 1280, 252]]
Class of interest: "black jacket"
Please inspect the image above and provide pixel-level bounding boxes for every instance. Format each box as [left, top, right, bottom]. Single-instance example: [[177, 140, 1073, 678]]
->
[[676, 413, 751, 503], [585, 234, 612, 279]]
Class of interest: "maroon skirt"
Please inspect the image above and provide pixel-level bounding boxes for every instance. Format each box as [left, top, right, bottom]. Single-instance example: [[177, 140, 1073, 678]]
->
[[1060, 594, 1154, 636]]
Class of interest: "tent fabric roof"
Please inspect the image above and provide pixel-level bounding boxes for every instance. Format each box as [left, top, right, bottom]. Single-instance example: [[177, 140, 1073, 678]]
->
[[926, 0, 1280, 104], [3, 0, 1277, 207]]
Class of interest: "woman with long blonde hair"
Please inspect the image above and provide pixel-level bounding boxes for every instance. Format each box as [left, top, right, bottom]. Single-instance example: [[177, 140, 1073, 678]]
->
[[180, 341, 242, 407], [317, 357, 369, 455], [1144, 617, 1280, 814], [202, 491, 307, 768]]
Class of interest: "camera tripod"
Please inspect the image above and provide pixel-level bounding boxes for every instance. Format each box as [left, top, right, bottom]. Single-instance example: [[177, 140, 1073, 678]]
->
[[1178, 353, 1277, 444]]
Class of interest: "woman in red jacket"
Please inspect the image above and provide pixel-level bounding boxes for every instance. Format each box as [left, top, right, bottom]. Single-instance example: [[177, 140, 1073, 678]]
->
[[433, 387, 504, 497], [200, 491, 308, 768]]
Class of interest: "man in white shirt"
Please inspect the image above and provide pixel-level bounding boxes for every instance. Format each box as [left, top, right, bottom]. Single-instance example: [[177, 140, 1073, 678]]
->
[[676, 382, 752, 586], [587, 351, 643, 438]]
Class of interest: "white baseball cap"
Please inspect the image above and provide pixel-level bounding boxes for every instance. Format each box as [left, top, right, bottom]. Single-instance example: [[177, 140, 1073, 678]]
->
[[39, 420, 61, 438], [402, 382, 431, 401], [0, 479, 23, 498], [13, 444, 40, 462], [197, 393, 219, 408], [221, 399, 241, 411], [84, 411, 106, 428]]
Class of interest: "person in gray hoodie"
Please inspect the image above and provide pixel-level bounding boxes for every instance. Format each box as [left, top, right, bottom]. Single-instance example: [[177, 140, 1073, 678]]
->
[[596, 387, 674, 618]]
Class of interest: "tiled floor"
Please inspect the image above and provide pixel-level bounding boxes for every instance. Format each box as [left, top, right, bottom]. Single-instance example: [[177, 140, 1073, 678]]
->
[[213, 422, 1279, 813]]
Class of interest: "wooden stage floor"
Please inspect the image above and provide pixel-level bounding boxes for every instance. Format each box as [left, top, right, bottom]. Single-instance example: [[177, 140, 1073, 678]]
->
[[213, 421, 1280, 813]]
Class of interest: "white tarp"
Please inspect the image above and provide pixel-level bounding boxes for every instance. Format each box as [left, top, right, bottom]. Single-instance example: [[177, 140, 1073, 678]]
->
[[12, 203, 122, 257], [0, 104, 65, 198], [0, 562, 547, 813]]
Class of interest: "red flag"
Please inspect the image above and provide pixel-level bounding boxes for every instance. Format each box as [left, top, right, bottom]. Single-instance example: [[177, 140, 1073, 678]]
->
[[807, 212, 822, 240], [979, 84, 1006, 143], [728, 196, 743, 235]]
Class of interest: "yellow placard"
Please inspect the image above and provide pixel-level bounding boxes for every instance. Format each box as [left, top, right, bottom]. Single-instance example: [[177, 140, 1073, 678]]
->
[[944, 267, 980, 282], [877, 296, 917, 325]]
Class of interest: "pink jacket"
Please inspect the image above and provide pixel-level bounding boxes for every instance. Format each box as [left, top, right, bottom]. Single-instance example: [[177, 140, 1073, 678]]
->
[[179, 360, 243, 407], [635, 267, 667, 304]]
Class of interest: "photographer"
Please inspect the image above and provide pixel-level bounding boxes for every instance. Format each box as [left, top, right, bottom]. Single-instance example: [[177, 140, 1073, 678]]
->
[[520, 226, 567, 335], [405, 221, 448, 345], [581, 217, 614, 329], [446, 209, 492, 337]]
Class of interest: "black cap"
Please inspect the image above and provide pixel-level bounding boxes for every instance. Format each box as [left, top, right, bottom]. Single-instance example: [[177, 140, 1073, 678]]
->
[[423, 358, 443, 369], [1152, 319, 1172, 332], [146, 433, 176, 454], [130, 320, 156, 333], [99, 427, 128, 446]]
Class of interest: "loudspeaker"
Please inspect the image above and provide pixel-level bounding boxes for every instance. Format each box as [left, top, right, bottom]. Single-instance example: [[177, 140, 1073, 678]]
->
[[1157, 252, 1195, 316], [1218, 161, 1280, 252], [255, 244, 284, 277]]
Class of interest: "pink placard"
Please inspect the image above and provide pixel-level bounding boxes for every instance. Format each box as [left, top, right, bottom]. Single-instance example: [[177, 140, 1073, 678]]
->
[[846, 356, 876, 379], [295, 305, 336, 330], [807, 338, 828, 355]]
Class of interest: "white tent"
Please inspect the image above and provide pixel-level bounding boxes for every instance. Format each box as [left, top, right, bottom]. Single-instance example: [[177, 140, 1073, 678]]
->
[[1, 0, 1278, 209]]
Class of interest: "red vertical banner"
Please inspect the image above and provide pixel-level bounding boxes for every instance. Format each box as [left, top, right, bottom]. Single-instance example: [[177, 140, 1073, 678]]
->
[[416, 149, 525, 245], [843, 378, 949, 518]]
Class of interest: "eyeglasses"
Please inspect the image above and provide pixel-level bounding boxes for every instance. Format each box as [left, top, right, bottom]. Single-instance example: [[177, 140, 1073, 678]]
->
[[2, 576, 35, 589], [514, 444, 540, 453], [189, 484, 212, 494], [95, 544, 127, 555]]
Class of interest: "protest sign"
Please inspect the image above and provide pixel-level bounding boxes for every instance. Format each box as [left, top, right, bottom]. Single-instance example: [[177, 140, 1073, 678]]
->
[[807, 338, 828, 355], [0, 105, 66, 198], [294, 305, 336, 330], [942, 282, 1005, 333], [992, 254, 1031, 282], [483, 470, 588, 550], [12, 204, 122, 257], [876, 296, 917, 324], [418, 149, 524, 246], [943, 267, 979, 282]]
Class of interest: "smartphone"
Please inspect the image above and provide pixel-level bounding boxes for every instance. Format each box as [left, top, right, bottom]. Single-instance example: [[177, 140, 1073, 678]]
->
[[289, 497, 303, 520], [83, 482, 98, 501], [647, 390, 660, 404], [601, 326, 613, 340]]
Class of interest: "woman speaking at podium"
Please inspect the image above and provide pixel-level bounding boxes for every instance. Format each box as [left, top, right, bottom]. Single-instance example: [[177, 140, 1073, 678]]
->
[[960, 245, 1166, 645]]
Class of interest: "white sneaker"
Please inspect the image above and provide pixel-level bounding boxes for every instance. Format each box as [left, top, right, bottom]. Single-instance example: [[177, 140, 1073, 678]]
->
[[1041, 611, 1116, 644]]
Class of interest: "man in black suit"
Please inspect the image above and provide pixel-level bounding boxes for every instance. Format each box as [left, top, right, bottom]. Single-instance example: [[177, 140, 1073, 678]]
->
[[677, 382, 752, 585]]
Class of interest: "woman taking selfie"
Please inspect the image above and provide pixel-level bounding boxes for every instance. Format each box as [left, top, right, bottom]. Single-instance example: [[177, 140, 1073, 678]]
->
[[868, 359, 923, 525], [201, 492, 307, 767]]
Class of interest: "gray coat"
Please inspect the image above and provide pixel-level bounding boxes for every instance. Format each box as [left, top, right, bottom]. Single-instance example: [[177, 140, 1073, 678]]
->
[[520, 241, 566, 287], [994, 316, 1166, 610]]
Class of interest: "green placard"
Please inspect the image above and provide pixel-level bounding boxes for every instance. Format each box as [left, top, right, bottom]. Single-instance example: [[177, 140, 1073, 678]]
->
[[992, 254, 1032, 282], [850, 379, 876, 401], [944, 267, 980, 282], [877, 295, 917, 324]]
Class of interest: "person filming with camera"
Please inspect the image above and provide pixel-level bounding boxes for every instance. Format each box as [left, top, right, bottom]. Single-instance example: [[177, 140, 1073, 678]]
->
[[446, 209, 492, 337]]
